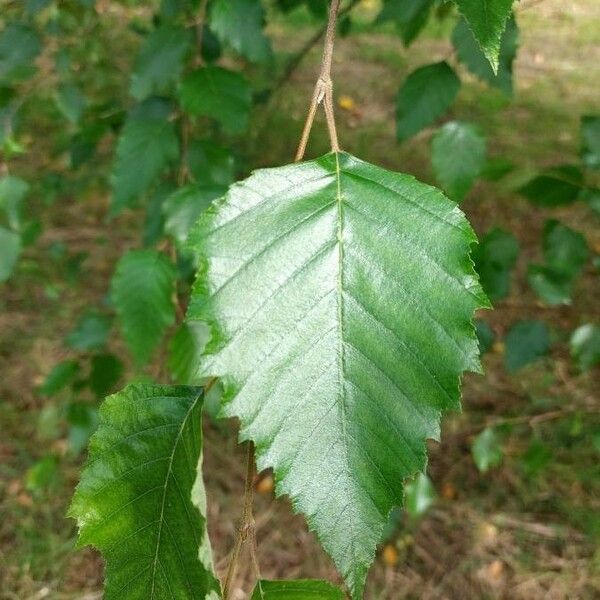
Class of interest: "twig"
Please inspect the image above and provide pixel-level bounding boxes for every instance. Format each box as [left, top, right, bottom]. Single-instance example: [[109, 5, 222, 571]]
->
[[194, 0, 209, 67], [222, 442, 257, 600], [295, 0, 342, 161]]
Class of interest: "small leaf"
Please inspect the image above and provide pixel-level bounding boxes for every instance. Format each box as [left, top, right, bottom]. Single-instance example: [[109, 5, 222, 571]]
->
[[377, 0, 434, 47], [453, 0, 514, 72], [65, 310, 111, 351], [25, 455, 59, 493], [404, 472, 437, 519], [66, 402, 99, 455], [527, 265, 573, 306], [431, 121, 486, 201], [504, 320, 551, 373], [570, 324, 600, 372], [396, 62, 460, 141], [0, 22, 41, 83], [0, 174, 29, 230], [110, 98, 179, 215], [38, 360, 80, 397], [89, 354, 124, 397], [210, 0, 272, 63], [130, 25, 193, 100], [543, 220, 589, 275], [475, 319, 495, 354], [473, 228, 519, 302], [452, 16, 519, 95], [179, 66, 252, 134], [518, 165, 584, 207], [168, 321, 211, 384], [0, 226, 21, 282], [69, 384, 221, 599], [55, 84, 87, 124], [251, 579, 345, 600], [163, 184, 226, 246], [581, 115, 600, 170], [472, 427, 503, 472], [520, 439, 552, 476], [188, 151, 488, 597], [111, 250, 176, 365], [188, 140, 236, 186]]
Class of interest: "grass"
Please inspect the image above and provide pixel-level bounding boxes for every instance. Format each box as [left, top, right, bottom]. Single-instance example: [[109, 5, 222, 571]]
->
[[1, 0, 600, 598]]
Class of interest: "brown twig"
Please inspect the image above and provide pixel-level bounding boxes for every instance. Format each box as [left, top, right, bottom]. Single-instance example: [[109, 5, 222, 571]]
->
[[222, 442, 257, 599], [193, 0, 209, 67], [295, 0, 342, 161]]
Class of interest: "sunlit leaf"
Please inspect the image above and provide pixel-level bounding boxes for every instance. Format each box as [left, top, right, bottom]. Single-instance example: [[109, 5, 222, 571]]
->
[[570, 324, 600, 372]]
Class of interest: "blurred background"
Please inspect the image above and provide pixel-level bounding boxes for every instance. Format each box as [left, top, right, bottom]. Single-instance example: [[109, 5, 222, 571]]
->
[[0, 0, 599, 598]]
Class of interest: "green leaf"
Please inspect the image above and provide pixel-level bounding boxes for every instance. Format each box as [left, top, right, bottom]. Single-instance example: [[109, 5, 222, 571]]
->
[[0, 174, 29, 230], [163, 184, 226, 246], [404, 472, 436, 519], [527, 265, 573, 306], [168, 321, 211, 384], [38, 360, 80, 397], [66, 402, 99, 455], [475, 319, 495, 354], [452, 0, 514, 72], [504, 320, 551, 373], [111, 250, 176, 365], [377, 0, 434, 47], [472, 427, 503, 472], [396, 62, 460, 141], [570, 324, 600, 372], [518, 165, 584, 207], [110, 99, 179, 215], [55, 84, 87, 124], [25, 455, 59, 493], [581, 115, 600, 170], [431, 121, 486, 201], [69, 384, 220, 599], [473, 228, 519, 302], [65, 310, 112, 351], [210, 0, 272, 63], [188, 140, 236, 186], [452, 16, 519, 95], [0, 22, 41, 83], [130, 25, 193, 100], [251, 579, 345, 600], [187, 151, 488, 597], [520, 439, 552, 476], [179, 67, 252, 134], [0, 226, 21, 282], [89, 354, 124, 398]]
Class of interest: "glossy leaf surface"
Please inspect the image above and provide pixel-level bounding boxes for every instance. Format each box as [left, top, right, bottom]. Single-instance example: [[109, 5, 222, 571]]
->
[[69, 384, 220, 599], [188, 152, 488, 597]]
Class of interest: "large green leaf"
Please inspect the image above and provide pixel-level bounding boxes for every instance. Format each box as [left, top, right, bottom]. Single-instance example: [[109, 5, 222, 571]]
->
[[69, 384, 220, 599], [396, 62, 460, 141], [130, 25, 193, 100], [453, 0, 514, 72], [210, 0, 272, 63], [452, 16, 519, 95], [179, 67, 252, 134], [110, 99, 179, 215], [251, 579, 345, 600], [187, 152, 488, 597], [431, 121, 486, 201], [111, 250, 176, 365]]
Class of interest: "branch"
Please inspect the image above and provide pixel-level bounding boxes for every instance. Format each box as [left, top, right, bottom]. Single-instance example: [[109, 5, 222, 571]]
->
[[295, 0, 343, 161]]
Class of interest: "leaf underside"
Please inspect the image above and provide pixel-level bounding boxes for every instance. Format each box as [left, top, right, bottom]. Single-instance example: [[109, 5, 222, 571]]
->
[[69, 384, 220, 600], [188, 152, 488, 597]]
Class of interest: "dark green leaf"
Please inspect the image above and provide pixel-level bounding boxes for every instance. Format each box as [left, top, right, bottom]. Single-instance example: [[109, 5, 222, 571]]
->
[[472, 427, 503, 472], [111, 250, 176, 365], [66, 402, 99, 455], [110, 99, 179, 215], [504, 320, 551, 373], [168, 321, 210, 384], [55, 84, 87, 124], [89, 354, 124, 397], [0, 226, 20, 282], [130, 25, 193, 100], [518, 165, 584, 207], [543, 220, 589, 275], [38, 360, 80, 397], [404, 472, 436, 518], [69, 384, 221, 599], [452, 16, 518, 95], [570, 324, 600, 372], [475, 319, 495, 354], [581, 115, 600, 170], [473, 228, 519, 302], [377, 0, 434, 47], [396, 62, 460, 141], [188, 151, 488, 597], [179, 67, 252, 134], [65, 311, 111, 351], [188, 139, 236, 185], [0, 23, 41, 83], [527, 265, 573, 306], [520, 439, 552, 476], [453, 0, 514, 71], [210, 0, 272, 63], [431, 121, 486, 201], [251, 579, 345, 600]]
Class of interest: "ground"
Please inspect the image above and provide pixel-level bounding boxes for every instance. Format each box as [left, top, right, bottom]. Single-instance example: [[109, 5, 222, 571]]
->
[[1, 1, 599, 598]]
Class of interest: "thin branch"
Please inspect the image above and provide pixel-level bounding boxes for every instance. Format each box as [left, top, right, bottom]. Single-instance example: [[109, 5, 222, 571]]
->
[[194, 0, 209, 67], [222, 443, 257, 600], [295, 0, 342, 161]]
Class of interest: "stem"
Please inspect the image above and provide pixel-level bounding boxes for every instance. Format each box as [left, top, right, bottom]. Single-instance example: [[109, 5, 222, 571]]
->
[[194, 0, 209, 67], [295, 0, 342, 161], [222, 443, 257, 599]]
